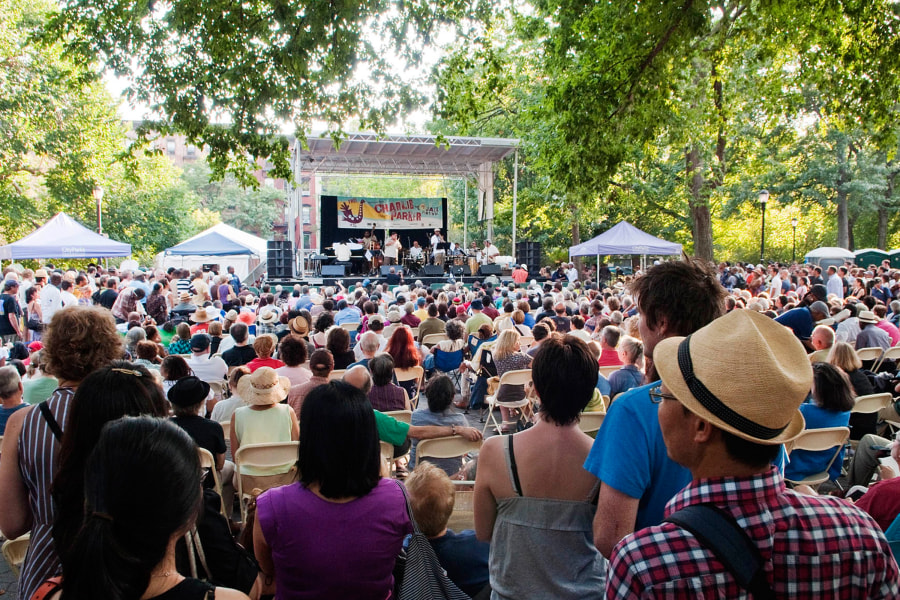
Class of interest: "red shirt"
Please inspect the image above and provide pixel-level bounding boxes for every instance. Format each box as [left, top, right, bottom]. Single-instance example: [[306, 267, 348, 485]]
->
[[856, 477, 900, 531], [246, 357, 285, 372], [597, 347, 623, 367]]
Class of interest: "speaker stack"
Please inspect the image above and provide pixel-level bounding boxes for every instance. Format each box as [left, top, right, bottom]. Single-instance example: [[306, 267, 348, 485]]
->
[[267, 240, 293, 280], [479, 264, 503, 276], [515, 241, 542, 276]]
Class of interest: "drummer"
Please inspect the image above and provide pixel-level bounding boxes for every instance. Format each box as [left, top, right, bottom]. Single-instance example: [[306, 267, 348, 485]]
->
[[430, 228, 446, 266], [408, 240, 425, 262], [482, 239, 500, 264]]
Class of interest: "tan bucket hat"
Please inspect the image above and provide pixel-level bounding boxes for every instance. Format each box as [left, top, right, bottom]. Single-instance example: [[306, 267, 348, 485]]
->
[[191, 306, 215, 323], [654, 310, 811, 445], [258, 308, 278, 324], [237, 367, 291, 406]]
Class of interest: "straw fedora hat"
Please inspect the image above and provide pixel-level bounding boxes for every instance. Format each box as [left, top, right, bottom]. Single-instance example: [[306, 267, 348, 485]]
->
[[179, 291, 192, 303], [858, 310, 879, 325], [289, 315, 310, 336], [258, 308, 278, 324], [191, 306, 215, 323], [654, 310, 811, 445], [237, 367, 291, 406]]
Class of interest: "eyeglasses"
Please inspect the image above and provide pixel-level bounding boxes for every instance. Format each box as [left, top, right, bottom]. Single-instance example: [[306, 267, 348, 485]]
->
[[649, 385, 679, 404]]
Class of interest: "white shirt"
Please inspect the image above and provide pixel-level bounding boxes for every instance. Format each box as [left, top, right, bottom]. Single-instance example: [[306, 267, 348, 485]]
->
[[431, 234, 444, 253], [827, 273, 844, 299], [835, 317, 860, 345], [41, 285, 62, 324], [210, 395, 247, 422], [483, 244, 499, 263], [335, 243, 352, 262], [354, 334, 388, 360], [384, 237, 401, 259], [409, 246, 424, 260], [566, 268, 579, 282], [60, 290, 78, 308], [186, 353, 228, 384]]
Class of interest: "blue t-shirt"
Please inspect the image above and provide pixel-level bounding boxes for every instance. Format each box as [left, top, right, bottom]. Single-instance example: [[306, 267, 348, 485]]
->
[[595, 374, 611, 397], [429, 529, 490, 597], [784, 402, 850, 482], [774, 306, 814, 341], [0, 403, 28, 435], [523, 313, 536, 328], [583, 382, 691, 530], [608, 365, 644, 397]]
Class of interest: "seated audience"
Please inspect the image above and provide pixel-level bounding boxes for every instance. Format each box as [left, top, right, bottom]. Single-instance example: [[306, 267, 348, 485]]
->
[[326, 326, 356, 370], [607, 336, 643, 397], [596, 326, 623, 367], [406, 462, 490, 597], [491, 328, 533, 433], [829, 341, 875, 437], [0, 366, 27, 434], [410, 375, 468, 472], [167, 322, 193, 355], [287, 349, 333, 418], [253, 381, 412, 598], [246, 334, 285, 372], [221, 323, 257, 368], [474, 335, 606, 598], [22, 350, 57, 405], [210, 366, 251, 423], [368, 354, 411, 412], [274, 334, 312, 386]]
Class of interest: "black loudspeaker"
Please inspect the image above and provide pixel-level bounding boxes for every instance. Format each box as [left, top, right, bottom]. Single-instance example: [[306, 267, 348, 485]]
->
[[451, 265, 471, 277], [267, 240, 293, 279], [321, 265, 347, 277], [479, 264, 502, 276], [422, 265, 444, 276], [380, 265, 393, 276], [515, 241, 542, 275]]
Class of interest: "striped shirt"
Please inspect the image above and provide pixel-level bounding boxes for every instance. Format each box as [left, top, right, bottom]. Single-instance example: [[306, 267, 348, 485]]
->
[[17, 387, 75, 600]]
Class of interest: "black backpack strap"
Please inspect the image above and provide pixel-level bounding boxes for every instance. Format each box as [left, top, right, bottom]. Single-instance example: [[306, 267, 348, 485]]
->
[[666, 503, 775, 600], [38, 402, 63, 442]]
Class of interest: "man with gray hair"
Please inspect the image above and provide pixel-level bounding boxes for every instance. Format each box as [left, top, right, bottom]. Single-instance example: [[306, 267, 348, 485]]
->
[[351, 331, 381, 368], [774, 299, 831, 351], [0, 365, 26, 434]]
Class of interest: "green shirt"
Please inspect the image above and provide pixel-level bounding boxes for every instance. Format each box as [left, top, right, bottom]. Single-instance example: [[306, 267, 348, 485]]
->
[[465, 312, 493, 335], [23, 376, 59, 405], [374, 410, 410, 446]]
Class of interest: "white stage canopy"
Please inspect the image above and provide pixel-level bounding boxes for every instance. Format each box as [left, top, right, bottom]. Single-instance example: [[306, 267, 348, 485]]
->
[[569, 221, 682, 257]]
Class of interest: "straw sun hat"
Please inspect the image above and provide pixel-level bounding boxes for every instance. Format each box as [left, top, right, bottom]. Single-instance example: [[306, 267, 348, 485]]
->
[[654, 309, 812, 445], [237, 367, 291, 406]]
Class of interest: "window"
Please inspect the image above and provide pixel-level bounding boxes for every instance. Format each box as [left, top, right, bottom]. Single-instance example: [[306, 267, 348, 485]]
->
[[303, 233, 311, 248], [302, 206, 311, 224], [166, 140, 176, 155], [186, 145, 196, 157]]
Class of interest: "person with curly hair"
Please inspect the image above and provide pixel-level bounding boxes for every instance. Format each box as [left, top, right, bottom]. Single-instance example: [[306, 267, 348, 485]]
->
[[0, 306, 123, 600]]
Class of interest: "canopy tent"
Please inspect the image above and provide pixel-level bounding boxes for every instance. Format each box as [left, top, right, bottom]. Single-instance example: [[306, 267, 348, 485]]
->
[[568, 221, 682, 258], [0, 212, 131, 260], [155, 223, 267, 280]]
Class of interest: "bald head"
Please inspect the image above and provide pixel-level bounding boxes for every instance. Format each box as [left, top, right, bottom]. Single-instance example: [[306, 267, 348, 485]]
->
[[343, 365, 372, 395], [810, 325, 835, 351]]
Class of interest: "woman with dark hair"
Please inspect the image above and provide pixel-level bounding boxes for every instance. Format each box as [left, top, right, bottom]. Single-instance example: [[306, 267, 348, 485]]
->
[[474, 335, 606, 599], [274, 334, 311, 386], [146, 282, 169, 325], [25, 285, 43, 342], [52, 416, 248, 600], [0, 306, 123, 600], [160, 354, 191, 396], [368, 354, 410, 412], [784, 362, 855, 483], [410, 375, 468, 472], [208, 321, 224, 355], [326, 326, 356, 370], [51, 362, 168, 564], [254, 381, 412, 598], [311, 312, 334, 348]]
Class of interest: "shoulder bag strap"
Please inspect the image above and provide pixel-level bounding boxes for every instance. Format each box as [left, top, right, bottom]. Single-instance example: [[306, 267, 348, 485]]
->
[[507, 435, 523, 497], [38, 402, 63, 442], [666, 503, 775, 600]]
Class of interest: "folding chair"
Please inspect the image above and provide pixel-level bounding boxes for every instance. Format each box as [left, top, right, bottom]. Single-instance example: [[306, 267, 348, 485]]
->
[[518, 335, 535, 350], [1, 533, 30, 578], [395, 366, 424, 409], [340, 322, 360, 333], [234, 441, 299, 521], [198, 447, 227, 517], [467, 334, 496, 359], [380, 441, 396, 478], [873, 346, 900, 372], [784, 426, 850, 491], [856, 347, 885, 364], [597, 365, 621, 379], [422, 333, 449, 349], [415, 435, 482, 469], [578, 411, 606, 435], [447, 489, 475, 532], [328, 369, 346, 381], [409, 327, 420, 340], [482, 369, 534, 435], [384, 409, 412, 424], [433, 348, 465, 393], [209, 380, 228, 401]]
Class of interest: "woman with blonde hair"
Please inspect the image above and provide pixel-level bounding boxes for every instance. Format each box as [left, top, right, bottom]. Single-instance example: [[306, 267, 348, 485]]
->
[[828, 340, 876, 438], [491, 328, 533, 433]]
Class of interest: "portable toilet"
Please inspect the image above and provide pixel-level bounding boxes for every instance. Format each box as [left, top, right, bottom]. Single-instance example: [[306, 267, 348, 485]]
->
[[854, 248, 890, 269], [890, 249, 900, 270]]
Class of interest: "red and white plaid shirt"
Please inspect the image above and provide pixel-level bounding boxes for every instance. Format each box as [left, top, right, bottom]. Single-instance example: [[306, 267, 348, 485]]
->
[[607, 467, 899, 599]]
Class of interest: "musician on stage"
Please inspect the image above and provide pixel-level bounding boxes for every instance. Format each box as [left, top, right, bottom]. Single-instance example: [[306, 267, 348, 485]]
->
[[384, 232, 401, 265], [430, 228, 446, 266], [361, 228, 382, 274], [482, 239, 500, 264], [361, 229, 377, 251], [408, 240, 425, 262]]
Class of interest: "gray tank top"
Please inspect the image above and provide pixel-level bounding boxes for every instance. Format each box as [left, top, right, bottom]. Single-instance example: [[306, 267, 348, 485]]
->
[[489, 435, 607, 600]]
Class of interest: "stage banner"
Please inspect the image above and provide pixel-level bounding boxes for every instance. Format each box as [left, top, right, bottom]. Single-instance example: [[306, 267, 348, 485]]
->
[[335, 196, 443, 230]]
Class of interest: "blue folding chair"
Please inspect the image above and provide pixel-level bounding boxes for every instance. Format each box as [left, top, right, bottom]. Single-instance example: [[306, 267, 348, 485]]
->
[[434, 348, 465, 393], [885, 512, 900, 561]]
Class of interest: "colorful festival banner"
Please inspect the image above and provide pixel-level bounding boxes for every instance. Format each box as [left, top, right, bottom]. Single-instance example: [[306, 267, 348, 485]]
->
[[336, 196, 443, 230]]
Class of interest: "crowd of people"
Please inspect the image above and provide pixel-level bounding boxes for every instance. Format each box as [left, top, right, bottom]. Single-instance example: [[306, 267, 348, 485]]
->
[[0, 254, 899, 598]]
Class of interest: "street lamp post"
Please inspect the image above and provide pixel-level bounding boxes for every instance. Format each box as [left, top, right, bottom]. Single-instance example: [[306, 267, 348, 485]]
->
[[758, 190, 769, 262], [791, 217, 798, 263], [92, 186, 104, 235]]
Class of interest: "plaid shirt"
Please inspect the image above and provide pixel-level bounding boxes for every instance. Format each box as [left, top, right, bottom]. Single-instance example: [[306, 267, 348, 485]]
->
[[607, 467, 899, 599]]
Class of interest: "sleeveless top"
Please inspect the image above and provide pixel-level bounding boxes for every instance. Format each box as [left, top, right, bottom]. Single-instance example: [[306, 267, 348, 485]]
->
[[489, 435, 606, 600], [218, 284, 231, 302], [368, 383, 407, 412], [18, 387, 75, 600], [233, 404, 294, 475], [150, 578, 215, 600]]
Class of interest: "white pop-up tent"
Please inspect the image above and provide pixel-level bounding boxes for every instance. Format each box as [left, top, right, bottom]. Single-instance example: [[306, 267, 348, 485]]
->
[[569, 221, 682, 272], [0, 213, 131, 260], [155, 223, 267, 280]]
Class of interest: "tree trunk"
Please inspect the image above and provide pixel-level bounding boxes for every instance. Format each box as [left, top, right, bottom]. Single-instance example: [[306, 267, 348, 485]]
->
[[836, 151, 850, 249], [686, 146, 714, 262], [880, 168, 895, 249], [570, 203, 582, 274], [847, 215, 855, 251]]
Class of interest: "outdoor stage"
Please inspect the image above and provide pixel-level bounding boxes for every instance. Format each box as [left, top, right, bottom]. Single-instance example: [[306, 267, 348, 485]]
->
[[265, 274, 522, 289]]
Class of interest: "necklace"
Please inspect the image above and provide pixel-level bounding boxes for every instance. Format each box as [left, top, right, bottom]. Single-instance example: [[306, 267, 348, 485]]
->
[[152, 571, 175, 578]]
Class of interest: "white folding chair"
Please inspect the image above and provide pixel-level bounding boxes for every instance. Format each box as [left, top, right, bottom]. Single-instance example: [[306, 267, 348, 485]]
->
[[328, 369, 346, 381], [1, 533, 30, 578], [234, 441, 299, 521], [851, 393, 893, 449], [597, 365, 621, 378], [415, 435, 482, 469], [447, 489, 475, 532], [395, 366, 424, 409], [380, 441, 396, 478], [341, 322, 360, 333], [518, 335, 535, 350], [198, 447, 227, 517], [578, 411, 606, 435], [784, 427, 850, 491], [482, 369, 533, 435], [856, 347, 885, 363], [873, 346, 900, 372], [422, 333, 449, 348]]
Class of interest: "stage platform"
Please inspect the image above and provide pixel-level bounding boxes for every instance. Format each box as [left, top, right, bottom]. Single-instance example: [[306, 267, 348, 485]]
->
[[264, 275, 530, 290]]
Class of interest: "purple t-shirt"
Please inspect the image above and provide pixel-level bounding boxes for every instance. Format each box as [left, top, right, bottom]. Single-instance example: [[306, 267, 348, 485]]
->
[[257, 478, 412, 599]]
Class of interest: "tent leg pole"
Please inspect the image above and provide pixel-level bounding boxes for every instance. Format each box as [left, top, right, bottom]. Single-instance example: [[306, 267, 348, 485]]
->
[[512, 150, 518, 259], [464, 179, 468, 250]]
